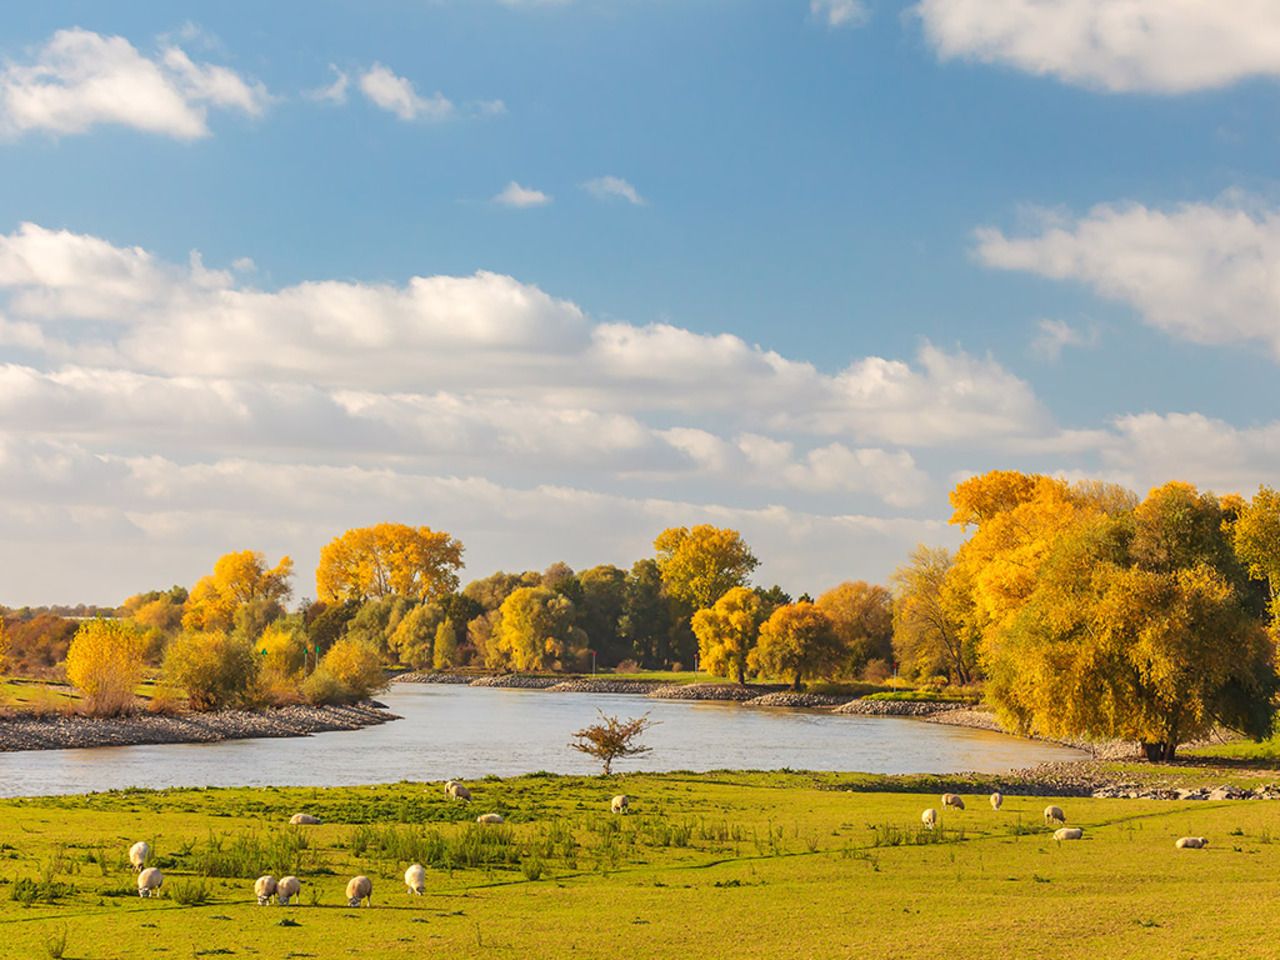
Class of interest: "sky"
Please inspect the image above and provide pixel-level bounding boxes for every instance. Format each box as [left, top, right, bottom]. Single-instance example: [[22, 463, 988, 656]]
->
[[2, 0, 1279, 606]]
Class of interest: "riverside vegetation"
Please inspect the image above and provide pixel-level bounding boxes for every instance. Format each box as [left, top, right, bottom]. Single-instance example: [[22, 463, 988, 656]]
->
[[0, 771, 1278, 960]]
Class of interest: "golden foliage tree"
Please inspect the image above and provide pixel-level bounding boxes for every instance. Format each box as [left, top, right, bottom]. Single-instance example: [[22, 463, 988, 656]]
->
[[491, 586, 587, 672], [433, 618, 459, 670], [748, 602, 843, 690], [316, 523, 464, 604], [1230, 485, 1280, 623], [691, 586, 761, 684], [815, 581, 893, 678], [183, 551, 293, 632], [163, 630, 260, 711], [64, 619, 149, 716], [890, 546, 973, 684], [304, 637, 388, 705], [0, 617, 9, 675], [653, 525, 759, 612]]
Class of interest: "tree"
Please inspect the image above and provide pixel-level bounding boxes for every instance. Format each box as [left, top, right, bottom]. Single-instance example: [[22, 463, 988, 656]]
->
[[388, 603, 444, 668], [569, 711, 655, 774], [815, 581, 893, 678], [257, 620, 308, 702], [691, 586, 762, 684], [304, 638, 388, 704], [1230, 485, 1280, 623], [748, 602, 843, 690], [891, 547, 973, 685], [164, 631, 260, 711], [433, 618, 459, 670], [316, 523, 464, 603], [618, 559, 679, 668], [64, 620, 149, 716], [492, 587, 588, 672], [653, 525, 759, 612], [183, 551, 293, 632], [0, 617, 8, 675], [577, 565, 629, 666]]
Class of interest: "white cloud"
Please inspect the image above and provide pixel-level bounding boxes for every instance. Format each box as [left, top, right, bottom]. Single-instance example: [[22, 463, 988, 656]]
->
[[308, 65, 349, 105], [1103, 412, 1280, 497], [358, 63, 452, 121], [0, 27, 268, 139], [812, 0, 869, 29], [583, 176, 645, 206], [977, 200, 1280, 359], [1030, 318, 1098, 361], [494, 181, 552, 208], [915, 0, 1280, 94]]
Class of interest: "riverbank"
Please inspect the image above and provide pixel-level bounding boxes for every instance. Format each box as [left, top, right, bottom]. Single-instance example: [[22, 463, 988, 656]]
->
[[0, 702, 399, 752]]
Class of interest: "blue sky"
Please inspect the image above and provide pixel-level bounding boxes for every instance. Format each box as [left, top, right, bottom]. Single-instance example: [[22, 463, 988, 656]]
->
[[2, 1, 1279, 604]]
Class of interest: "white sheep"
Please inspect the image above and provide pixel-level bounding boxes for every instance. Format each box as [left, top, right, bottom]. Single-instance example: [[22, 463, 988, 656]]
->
[[405, 863, 426, 896], [921, 808, 938, 831], [446, 781, 472, 802], [990, 791, 1003, 811], [476, 812, 505, 825], [942, 793, 965, 811], [611, 794, 629, 815], [346, 875, 373, 907], [128, 841, 151, 873], [290, 813, 322, 825], [276, 875, 302, 906], [1044, 804, 1066, 825], [1054, 827, 1083, 841], [137, 867, 163, 898], [1175, 836, 1208, 849], [254, 875, 277, 906]]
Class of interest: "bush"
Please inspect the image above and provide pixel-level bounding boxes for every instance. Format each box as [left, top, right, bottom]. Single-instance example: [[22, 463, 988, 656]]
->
[[164, 630, 260, 711], [64, 620, 149, 716], [310, 638, 387, 704], [301, 667, 348, 705]]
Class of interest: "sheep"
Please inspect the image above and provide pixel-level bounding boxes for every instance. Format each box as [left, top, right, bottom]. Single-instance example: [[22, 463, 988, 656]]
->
[[254, 875, 278, 906], [990, 791, 1003, 811], [611, 794, 629, 815], [276, 875, 302, 906], [476, 813, 505, 825], [1175, 836, 1209, 850], [1054, 827, 1083, 841], [445, 781, 472, 802], [941, 793, 965, 811], [290, 813, 322, 825], [137, 867, 163, 898], [921, 808, 938, 831], [1044, 804, 1066, 825], [346, 875, 373, 907], [128, 841, 151, 873], [405, 863, 426, 896]]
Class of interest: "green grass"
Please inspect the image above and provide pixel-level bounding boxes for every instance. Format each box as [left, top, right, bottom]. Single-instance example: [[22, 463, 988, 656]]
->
[[864, 689, 982, 703], [0, 770, 1275, 958], [0, 677, 78, 711], [1181, 736, 1280, 763], [604, 671, 713, 684]]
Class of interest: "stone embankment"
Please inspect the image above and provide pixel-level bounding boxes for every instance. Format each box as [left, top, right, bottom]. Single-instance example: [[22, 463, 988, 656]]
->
[[546, 679, 665, 694], [744, 691, 850, 708], [0, 703, 399, 753], [468, 675, 563, 689], [395, 672, 473, 684], [646, 683, 778, 702], [831, 699, 973, 717]]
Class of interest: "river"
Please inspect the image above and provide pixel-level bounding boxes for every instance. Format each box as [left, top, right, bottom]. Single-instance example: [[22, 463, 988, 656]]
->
[[0, 683, 1085, 796]]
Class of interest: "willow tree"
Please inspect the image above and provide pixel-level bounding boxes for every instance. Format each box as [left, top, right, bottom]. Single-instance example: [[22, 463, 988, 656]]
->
[[691, 586, 762, 684]]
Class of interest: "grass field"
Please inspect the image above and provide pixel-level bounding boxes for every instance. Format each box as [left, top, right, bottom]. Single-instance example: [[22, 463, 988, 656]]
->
[[0, 771, 1277, 959]]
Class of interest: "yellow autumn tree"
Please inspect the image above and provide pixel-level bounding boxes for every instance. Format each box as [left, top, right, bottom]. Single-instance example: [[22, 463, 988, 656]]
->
[[890, 546, 974, 684], [316, 523, 464, 604], [653, 525, 758, 612], [691, 586, 762, 684], [748, 602, 843, 690], [65, 619, 149, 716], [0, 617, 9, 675], [304, 637, 388, 705], [1230, 485, 1280, 624], [815, 581, 893, 678], [183, 550, 294, 632], [491, 586, 587, 672]]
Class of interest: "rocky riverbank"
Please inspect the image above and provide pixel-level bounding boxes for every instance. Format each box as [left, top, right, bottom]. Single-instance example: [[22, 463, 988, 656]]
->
[[546, 679, 665, 694], [744, 691, 850, 708], [647, 683, 778, 702], [468, 675, 563, 689], [396, 672, 473, 684], [0, 703, 399, 753], [831, 699, 972, 717]]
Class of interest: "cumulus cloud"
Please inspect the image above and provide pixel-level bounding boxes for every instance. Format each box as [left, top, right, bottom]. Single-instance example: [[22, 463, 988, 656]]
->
[[358, 63, 453, 120], [583, 176, 645, 206], [0, 27, 268, 139], [308, 65, 349, 105], [976, 200, 1280, 358], [811, 0, 869, 29], [1030, 318, 1099, 361], [493, 181, 552, 208], [915, 0, 1280, 94]]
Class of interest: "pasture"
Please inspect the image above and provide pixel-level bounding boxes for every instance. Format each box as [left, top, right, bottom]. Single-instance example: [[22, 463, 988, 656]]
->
[[0, 771, 1275, 959]]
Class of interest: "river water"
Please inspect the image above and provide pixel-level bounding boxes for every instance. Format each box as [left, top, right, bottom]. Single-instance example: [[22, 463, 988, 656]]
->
[[0, 684, 1084, 797]]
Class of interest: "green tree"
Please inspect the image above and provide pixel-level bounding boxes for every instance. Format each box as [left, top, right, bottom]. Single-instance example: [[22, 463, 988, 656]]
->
[[691, 586, 762, 684], [433, 618, 459, 670], [492, 586, 587, 672], [653, 525, 759, 612], [1231, 485, 1280, 623], [748, 602, 843, 690], [618, 559, 677, 668], [387, 603, 444, 668], [577, 565, 629, 666], [164, 630, 260, 711]]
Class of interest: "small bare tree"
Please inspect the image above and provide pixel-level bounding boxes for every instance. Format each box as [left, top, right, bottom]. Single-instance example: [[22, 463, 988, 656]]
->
[[569, 711, 655, 775]]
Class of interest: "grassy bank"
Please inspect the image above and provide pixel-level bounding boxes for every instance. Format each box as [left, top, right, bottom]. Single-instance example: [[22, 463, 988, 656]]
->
[[0, 771, 1276, 959]]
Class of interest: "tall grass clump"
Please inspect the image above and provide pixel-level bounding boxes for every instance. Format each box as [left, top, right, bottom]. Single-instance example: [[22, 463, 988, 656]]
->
[[191, 830, 312, 878]]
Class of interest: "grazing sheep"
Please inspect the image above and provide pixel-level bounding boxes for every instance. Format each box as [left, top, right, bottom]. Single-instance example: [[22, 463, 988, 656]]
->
[[1054, 827, 1083, 841], [128, 841, 151, 873], [254, 875, 278, 906], [346, 875, 373, 907], [921, 808, 938, 831], [1044, 804, 1066, 825], [611, 794, 629, 815], [990, 791, 1003, 811], [1175, 836, 1209, 850], [476, 812, 505, 825], [405, 863, 426, 896], [290, 813, 322, 825], [276, 875, 302, 906], [137, 867, 163, 898], [446, 781, 472, 803], [942, 793, 965, 811]]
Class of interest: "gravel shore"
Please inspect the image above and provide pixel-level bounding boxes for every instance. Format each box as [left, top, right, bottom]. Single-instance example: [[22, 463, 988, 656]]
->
[[646, 683, 779, 702], [468, 675, 563, 689], [830, 699, 972, 717], [395, 672, 473, 684], [0, 703, 399, 753], [744, 691, 850, 708], [546, 679, 665, 694]]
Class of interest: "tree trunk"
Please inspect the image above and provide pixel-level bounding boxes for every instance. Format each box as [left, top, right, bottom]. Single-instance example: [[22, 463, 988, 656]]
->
[[791, 673, 801, 692], [1141, 741, 1176, 762]]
